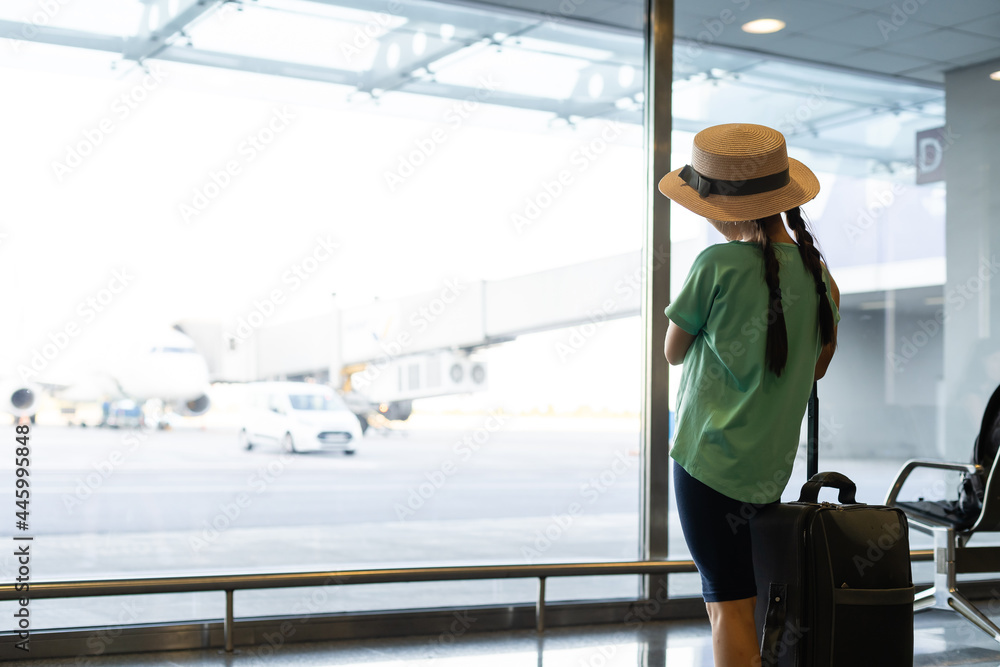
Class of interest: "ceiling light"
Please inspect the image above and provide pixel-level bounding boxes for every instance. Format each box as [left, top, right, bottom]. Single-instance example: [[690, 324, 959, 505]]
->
[[147, 6, 160, 31], [618, 65, 635, 88], [588, 73, 604, 98], [742, 19, 786, 34], [386, 43, 400, 70], [991, 70, 1000, 81], [412, 30, 426, 56]]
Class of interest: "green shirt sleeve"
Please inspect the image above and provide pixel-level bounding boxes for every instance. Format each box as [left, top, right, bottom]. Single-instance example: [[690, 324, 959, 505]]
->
[[664, 249, 719, 335]]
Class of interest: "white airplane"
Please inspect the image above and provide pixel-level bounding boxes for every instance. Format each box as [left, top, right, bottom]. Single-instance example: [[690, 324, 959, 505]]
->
[[0, 327, 212, 423]]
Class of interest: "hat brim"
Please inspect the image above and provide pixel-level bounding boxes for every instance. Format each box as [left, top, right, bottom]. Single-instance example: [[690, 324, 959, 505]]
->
[[657, 158, 819, 222]]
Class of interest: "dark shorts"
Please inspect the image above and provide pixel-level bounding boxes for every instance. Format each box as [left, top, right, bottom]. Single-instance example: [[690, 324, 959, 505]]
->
[[673, 460, 774, 603]]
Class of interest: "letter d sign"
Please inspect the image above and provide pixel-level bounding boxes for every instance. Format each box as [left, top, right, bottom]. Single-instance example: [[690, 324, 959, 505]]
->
[[916, 127, 946, 185]]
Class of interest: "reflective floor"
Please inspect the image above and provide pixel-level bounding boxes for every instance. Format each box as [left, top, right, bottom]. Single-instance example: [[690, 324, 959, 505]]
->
[[9, 607, 1000, 666]]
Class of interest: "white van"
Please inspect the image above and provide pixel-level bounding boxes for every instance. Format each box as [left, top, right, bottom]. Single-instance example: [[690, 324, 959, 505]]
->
[[240, 382, 362, 454]]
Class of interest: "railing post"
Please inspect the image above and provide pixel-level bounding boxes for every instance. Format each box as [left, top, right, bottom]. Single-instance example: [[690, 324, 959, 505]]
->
[[225, 589, 234, 652], [536, 577, 546, 633]]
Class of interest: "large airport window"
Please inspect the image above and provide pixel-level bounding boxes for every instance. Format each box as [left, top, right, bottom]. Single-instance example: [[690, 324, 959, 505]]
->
[[0, 0, 647, 628]]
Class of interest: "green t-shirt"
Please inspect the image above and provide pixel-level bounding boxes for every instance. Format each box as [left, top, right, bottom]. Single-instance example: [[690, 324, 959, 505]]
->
[[665, 241, 840, 504]]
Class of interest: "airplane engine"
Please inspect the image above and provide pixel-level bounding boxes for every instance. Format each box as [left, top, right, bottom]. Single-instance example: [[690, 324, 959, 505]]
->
[[2, 383, 40, 418], [381, 399, 413, 422], [173, 394, 211, 416]]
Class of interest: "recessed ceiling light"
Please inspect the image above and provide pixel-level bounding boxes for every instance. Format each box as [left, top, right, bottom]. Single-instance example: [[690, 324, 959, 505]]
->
[[742, 18, 786, 34], [991, 70, 1000, 81]]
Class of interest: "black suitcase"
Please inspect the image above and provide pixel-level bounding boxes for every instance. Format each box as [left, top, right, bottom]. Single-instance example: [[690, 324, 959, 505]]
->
[[751, 388, 915, 666]]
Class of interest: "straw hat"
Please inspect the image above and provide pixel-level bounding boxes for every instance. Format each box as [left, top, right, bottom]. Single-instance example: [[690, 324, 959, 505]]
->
[[657, 123, 819, 222]]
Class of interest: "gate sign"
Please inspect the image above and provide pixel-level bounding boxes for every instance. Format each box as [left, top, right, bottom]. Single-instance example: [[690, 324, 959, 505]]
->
[[916, 126, 946, 185]]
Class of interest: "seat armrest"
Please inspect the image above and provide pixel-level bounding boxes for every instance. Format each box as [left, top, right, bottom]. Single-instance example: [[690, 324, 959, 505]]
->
[[884, 459, 983, 506]]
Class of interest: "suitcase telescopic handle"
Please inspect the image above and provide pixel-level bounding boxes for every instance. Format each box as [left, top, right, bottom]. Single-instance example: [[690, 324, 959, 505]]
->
[[798, 471, 858, 504]]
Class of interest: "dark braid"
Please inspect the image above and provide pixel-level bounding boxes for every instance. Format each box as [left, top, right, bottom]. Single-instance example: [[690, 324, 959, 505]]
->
[[756, 220, 788, 377], [784, 207, 834, 346]]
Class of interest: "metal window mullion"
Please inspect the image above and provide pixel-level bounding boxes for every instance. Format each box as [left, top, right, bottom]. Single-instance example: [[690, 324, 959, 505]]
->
[[639, 0, 673, 601]]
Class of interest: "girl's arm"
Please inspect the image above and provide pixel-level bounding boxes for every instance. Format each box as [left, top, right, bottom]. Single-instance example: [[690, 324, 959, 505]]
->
[[664, 320, 697, 365], [814, 272, 840, 381]]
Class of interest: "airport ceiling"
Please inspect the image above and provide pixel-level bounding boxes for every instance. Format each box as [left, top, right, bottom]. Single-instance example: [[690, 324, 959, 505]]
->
[[4, 0, 996, 169], [472, 0, 1000, 85]]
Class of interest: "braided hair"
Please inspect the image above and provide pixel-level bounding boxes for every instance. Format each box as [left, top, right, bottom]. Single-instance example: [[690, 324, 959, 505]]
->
[[753, 219, 788, 376], [785, 207, 835, 347], [753, 208, 834, 377]]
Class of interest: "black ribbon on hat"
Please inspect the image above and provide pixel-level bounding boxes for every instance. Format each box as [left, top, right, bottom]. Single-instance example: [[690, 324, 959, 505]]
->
[[678, 164, 791, 198]]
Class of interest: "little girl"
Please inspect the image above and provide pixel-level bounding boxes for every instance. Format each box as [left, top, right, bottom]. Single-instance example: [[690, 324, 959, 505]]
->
[[658, 124, 840, 666]]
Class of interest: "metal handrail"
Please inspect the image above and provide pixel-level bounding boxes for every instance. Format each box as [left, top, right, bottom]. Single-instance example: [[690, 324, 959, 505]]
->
[[0, 554, 933, 652], [0, 560, 692, 600], [1, 560, 696, 651]]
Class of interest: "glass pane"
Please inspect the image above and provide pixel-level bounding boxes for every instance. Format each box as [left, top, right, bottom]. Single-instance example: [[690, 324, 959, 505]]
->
[[0, 0, 144, 37], [665, 44, 947, 579], [0, 0, 644, 628], [1, 592, 220, 631]]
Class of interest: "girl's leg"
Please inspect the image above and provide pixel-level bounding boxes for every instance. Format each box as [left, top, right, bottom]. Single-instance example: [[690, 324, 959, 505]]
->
[[706, 597, 761, 667], [672, 461, 764, 665]]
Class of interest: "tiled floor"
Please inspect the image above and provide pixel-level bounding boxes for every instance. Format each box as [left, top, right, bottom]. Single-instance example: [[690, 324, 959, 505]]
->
[[9, 608, 1000, 666]]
